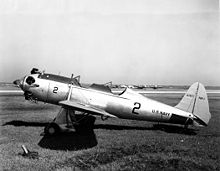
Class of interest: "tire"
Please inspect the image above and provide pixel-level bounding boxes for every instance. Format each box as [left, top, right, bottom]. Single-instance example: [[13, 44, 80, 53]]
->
[[44, 123, 60, 136]]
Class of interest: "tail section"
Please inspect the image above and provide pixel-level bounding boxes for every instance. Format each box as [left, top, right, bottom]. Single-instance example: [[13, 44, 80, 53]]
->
[[175, 82, 211, 126]]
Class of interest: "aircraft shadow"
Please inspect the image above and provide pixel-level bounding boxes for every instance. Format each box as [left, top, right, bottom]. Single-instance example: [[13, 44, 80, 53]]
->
[[3, 120, 197, 135], [94, 124, 197, 135], [151, 124, 197, 135], [93, 124, 152, 130], [3, 120, 98, 151], [2, 120, 49, 127], [38, 131, 97, 151]]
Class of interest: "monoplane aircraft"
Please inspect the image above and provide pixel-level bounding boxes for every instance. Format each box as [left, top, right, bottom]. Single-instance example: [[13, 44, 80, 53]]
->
[[13, 68, 211, 135]]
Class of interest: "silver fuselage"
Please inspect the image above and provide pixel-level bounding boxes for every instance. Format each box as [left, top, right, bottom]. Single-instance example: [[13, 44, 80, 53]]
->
[[21, 74, 193, 125]]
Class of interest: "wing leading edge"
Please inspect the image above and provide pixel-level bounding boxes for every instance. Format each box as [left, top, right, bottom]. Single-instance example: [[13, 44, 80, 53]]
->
[[59, 100, 117, 118]]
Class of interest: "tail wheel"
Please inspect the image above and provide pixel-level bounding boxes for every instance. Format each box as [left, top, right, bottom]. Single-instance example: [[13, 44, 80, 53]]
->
[[44, 123, 60, 136]]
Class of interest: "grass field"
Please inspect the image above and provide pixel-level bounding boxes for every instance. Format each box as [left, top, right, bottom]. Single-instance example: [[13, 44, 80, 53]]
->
[[0, 93, 220, 170]]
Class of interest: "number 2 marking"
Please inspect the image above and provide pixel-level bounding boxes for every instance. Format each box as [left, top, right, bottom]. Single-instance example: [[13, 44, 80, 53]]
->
[[53, 87, 58, 93], [132, 102, 141, 115]]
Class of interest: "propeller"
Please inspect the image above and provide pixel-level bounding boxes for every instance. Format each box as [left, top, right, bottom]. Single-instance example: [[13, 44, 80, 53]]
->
[[13, 79, 23, 88], [30, 68, 39, 74]]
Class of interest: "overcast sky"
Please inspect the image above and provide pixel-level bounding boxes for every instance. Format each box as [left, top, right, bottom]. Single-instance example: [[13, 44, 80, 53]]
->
[[0, 0, 219, 85]]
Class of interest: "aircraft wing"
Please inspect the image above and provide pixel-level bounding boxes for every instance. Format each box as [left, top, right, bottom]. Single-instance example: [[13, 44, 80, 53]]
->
[[59, 100, 117, 118]]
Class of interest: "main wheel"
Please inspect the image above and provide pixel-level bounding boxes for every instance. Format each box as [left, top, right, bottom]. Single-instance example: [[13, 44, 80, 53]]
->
[[44, 123, 60, 136]]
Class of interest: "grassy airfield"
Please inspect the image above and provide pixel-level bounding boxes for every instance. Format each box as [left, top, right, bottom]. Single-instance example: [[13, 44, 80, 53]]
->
[[0, 89, 220, 170]]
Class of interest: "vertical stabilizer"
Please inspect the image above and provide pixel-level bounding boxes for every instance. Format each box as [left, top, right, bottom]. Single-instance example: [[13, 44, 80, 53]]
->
[[175, 82, 211, 126], [175, 82, 199, 113]]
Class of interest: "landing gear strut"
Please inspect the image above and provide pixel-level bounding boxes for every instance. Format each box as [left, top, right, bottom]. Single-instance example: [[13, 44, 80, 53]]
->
[[44, 108, 96, 136]]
